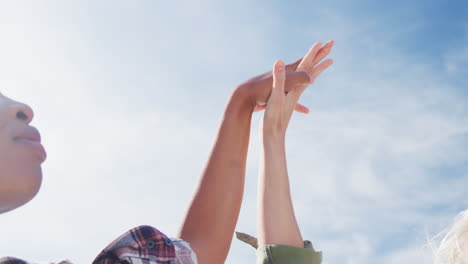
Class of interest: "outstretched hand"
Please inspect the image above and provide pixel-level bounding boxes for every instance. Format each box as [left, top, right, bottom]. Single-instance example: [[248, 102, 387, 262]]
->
[[237, 41, 334, 114]]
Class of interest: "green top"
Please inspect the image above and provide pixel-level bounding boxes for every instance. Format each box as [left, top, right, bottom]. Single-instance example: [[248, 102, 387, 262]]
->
[[236, 232, 322, 264], [256, 240, 322, 264]]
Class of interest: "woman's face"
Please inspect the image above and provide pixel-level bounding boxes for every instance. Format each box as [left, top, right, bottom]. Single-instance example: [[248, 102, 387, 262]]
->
[[0, 92, 46, 213]]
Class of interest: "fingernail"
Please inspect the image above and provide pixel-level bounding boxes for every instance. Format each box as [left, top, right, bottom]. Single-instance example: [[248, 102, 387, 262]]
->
[[275, 60, 285, 71]]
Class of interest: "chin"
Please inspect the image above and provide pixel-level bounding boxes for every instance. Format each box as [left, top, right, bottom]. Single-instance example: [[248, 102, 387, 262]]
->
[[0, 164, 43, 214], [25, 167, 42, 199], [22, 165, 43, 202]]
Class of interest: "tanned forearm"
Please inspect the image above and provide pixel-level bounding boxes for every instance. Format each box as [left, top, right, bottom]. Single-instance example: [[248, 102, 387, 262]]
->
[[178, 89, 254, 264]]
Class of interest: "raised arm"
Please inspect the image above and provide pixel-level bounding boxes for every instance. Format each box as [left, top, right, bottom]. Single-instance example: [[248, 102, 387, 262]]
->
[[258, 44, 333, 249], [178, 41, 333, 264], [257, 59, 305, 248]]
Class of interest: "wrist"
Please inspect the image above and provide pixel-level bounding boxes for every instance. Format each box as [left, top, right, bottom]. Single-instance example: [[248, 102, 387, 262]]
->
[[232, 85, 256, 113], [262, 124, 286, 142], [262, 132, 286, 148], [223, 87, 256, 119]]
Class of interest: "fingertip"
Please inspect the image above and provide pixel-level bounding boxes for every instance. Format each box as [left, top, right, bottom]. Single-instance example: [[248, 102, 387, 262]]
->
[[274, 59, 285, 71], [295, 107, 310, 114], [296, 103, 310, 114], [308, 42, 322, 53], [326, 41, 334, 52]]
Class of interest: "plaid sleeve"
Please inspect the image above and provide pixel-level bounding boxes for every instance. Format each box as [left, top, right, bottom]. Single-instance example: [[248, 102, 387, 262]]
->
[[92, 225, 177, 264]]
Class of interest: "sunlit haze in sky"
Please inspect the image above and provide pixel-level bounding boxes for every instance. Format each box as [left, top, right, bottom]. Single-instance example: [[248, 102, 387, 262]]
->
[[1, 1, 468, 263]]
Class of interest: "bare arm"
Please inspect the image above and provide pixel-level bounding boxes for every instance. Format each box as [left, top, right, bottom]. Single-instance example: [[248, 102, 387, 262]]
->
[[258, 43, 333, 248], [177, 68, 312, 264], [258, 134, 304, 247], [177, 90, 253, 264], [178, 41, 334, 264]]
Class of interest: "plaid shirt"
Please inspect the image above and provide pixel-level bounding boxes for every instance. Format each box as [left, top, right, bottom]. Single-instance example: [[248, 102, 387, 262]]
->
[[1, 226, 198, 264]]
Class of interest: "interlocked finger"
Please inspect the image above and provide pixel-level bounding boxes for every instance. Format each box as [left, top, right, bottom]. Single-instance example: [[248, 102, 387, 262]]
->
[[271, 60, 286, 99], [312, 40, 334, 67], [285, 58, 303, 72], [309, 59, 334, 80], [296, 42, 323, 72]]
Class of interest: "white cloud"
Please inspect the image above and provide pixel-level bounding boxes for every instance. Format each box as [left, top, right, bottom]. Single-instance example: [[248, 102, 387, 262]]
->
[[383, 245, 433, 264]]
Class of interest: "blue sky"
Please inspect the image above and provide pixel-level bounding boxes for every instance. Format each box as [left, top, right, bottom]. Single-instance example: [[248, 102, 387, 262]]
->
[[1, 1, 468, 263]]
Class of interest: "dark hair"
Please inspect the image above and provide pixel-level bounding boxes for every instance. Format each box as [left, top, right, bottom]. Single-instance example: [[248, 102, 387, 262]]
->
[[0, 257, 28, 264]]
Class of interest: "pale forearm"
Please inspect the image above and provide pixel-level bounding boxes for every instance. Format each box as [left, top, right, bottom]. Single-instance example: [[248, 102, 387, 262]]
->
[[178, 89, 254, 264], [257, 137, 303, 248]]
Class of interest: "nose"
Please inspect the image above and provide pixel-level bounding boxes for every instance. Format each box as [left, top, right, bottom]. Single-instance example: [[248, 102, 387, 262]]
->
[[11, 102, 34, 124]]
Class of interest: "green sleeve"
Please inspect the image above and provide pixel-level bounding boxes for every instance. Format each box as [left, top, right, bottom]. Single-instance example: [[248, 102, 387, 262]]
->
[[256, 240, 322, 264]]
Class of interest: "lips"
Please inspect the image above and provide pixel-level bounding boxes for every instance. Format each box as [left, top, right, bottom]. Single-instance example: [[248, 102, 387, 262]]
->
[[13, 126, 42, 143], [13, 126, 46, 161]]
